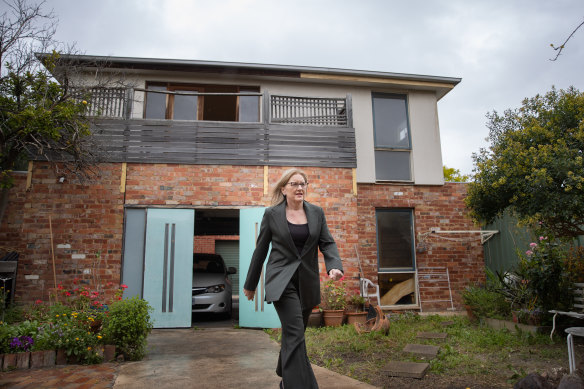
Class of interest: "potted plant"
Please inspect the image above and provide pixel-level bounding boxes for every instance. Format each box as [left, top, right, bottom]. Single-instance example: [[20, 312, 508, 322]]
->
[[307, 306, 322, 327], [320, 279, 347, 326], [345, 293, 368, 325]]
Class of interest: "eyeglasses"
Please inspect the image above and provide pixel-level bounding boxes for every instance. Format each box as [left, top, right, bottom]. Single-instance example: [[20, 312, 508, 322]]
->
[[287, 181, 309, 188]]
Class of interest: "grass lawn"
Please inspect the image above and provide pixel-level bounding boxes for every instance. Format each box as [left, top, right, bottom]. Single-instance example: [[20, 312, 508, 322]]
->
[[276, 313, 580, 388]]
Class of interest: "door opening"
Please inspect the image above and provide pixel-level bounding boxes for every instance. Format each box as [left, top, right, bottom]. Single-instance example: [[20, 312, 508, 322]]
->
[[192, 209, 240, 328]]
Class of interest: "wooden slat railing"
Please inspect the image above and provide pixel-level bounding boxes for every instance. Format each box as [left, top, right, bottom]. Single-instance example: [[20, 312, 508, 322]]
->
[[71, 87, 129, 119], [270, 95, 348, 126]]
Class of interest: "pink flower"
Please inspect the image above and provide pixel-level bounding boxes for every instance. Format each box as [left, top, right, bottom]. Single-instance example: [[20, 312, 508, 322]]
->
[[35, 299, 42, 305], [120, 284, 128, 289], [539, 236, 545, 241], [529, 243, 537, 248], [526, 250, 533, 256], [65, 292, 71, 297]]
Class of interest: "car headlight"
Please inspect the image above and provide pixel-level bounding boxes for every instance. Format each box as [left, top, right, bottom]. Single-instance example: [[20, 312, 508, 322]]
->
[[205, 284, 225, 293]]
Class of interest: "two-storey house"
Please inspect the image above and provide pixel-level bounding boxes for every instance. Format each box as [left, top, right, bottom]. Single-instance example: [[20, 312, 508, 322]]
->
[[0, 55, 485, 328]]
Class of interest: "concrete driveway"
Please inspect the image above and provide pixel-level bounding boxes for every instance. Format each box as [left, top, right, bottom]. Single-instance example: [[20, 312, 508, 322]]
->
[[114, 326, 379, 389]]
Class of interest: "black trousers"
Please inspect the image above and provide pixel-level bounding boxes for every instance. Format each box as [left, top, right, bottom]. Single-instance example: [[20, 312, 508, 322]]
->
[[273, 273, 318, 389]]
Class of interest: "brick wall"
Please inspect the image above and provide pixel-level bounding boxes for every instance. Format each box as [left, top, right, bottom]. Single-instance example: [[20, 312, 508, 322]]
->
[[194, 235, 239, 254], [0, 163, 357, 305], [0, 163, 125, 303], [357, 183, 484, 311], [1, 162, 481, 311]]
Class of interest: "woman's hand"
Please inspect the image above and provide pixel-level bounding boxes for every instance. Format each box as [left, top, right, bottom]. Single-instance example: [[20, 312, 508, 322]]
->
[[328, 269, 343, 281], [243, 288, 256, 301]]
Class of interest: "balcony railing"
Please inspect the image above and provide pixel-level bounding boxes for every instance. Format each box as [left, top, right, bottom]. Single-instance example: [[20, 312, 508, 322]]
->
[[270, 95, 348, 126], [71, 87, 130, 119], [80, 88, 356, 168], [76, 87, 352, 127]]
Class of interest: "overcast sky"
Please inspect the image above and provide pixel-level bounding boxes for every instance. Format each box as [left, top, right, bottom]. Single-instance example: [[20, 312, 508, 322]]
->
[[21, 0, 584, 175]]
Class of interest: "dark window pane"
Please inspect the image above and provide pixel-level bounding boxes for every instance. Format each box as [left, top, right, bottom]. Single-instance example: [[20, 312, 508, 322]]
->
[[375, 150, 411, 181], [373, 94, 410, 148], [376, 210, 414, 270], [239, 95, 260, 122], [174, 92, 198, 120], [145, 85, 167, 119]]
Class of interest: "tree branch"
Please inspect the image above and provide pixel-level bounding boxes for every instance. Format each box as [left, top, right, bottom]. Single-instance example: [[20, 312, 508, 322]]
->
[[550, 19, 584, 61]]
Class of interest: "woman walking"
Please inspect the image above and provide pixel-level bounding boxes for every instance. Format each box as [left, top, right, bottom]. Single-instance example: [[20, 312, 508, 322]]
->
[[243, 168, 344, 388]]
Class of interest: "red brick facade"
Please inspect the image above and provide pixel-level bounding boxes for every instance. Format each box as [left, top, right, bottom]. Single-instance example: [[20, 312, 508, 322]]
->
[[0, 162, 483, 312], [357, 183, 485, 310]]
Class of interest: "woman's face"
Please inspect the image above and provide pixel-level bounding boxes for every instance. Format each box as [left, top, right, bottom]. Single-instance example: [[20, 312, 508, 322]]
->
[[281, 173, 308, 203]]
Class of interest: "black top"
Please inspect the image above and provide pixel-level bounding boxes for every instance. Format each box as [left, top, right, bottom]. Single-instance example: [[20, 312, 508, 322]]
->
[[288, 221, 309, 255]]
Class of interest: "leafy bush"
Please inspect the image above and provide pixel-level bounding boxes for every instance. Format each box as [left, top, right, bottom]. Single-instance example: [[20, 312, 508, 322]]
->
[[461, 284, 511, 320], [102, 296, 153, 361]]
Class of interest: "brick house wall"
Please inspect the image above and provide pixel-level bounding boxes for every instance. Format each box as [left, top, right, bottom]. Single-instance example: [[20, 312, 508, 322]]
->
[[0, 162, 482, 311], [357, 183, 485, 310], [194, 236, 239, 254], [0, 162, 358, 304]]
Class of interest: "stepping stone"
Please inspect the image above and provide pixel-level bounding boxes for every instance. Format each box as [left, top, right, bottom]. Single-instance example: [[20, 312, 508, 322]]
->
[[403, 343, 440, 358], [416, 331, 448, 339], [383, 361, 430, 379]]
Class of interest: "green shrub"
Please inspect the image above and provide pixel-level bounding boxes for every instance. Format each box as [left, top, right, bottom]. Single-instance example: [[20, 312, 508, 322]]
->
[[462, 284, 511, 320], [102, 296, 153, 361]]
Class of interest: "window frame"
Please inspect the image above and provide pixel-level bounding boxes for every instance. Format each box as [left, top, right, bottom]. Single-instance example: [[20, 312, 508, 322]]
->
[[375, 208, 416, 273], [143, 82, 260, 122], [375, 208, 418, 308], [371, 92, 413, 182]]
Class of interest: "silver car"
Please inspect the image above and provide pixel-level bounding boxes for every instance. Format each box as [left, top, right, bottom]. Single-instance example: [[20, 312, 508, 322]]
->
[[192, 253, 236, 317]]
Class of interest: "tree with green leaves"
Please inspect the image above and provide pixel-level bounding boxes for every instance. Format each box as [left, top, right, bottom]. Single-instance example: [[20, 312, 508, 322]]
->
[[443, 166, 470, 182], [0, 0, 99, 225], [466, 86, 584, 238]]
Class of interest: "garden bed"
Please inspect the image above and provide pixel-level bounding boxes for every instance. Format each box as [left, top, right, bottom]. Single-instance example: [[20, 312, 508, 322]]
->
[[482, 317, 551, 335]]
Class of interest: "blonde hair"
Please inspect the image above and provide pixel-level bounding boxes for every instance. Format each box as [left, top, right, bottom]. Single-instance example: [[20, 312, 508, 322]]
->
[[271, 168, 308, 205]]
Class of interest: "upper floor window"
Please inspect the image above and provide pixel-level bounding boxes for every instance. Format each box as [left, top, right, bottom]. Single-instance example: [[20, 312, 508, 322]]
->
[[372, 93, 411, 181], [144, 83, 260, 122]]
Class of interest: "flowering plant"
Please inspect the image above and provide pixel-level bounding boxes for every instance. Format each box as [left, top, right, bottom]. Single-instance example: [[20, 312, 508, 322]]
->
[[516, 235, 572, 312], [10, 335, 34, 352], [321, 279, 348, 311]]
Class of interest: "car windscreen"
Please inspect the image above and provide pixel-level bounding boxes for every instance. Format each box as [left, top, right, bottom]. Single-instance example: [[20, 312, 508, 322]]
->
[[193, 256, 225, 274]]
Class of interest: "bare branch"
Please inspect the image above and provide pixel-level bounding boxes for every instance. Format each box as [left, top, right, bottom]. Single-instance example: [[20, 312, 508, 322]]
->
[[550, 18, 584, 61], [0, 0, 57, 75]]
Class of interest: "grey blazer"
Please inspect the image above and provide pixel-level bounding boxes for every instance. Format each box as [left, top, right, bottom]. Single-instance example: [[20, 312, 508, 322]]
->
[[243, 200, 343, 310]]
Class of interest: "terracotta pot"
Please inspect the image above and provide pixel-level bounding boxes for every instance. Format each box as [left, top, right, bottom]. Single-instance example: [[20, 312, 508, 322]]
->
[[322, 309, 345, 327], [307, 310, 322, 327], [345, 311, 368, 325]]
